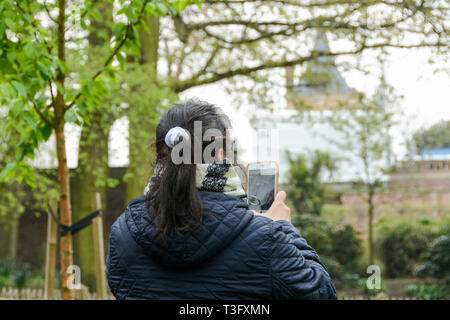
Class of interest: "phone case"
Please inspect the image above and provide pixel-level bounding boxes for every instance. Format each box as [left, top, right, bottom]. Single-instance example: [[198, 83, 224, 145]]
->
[[245, 161, 279, 195]]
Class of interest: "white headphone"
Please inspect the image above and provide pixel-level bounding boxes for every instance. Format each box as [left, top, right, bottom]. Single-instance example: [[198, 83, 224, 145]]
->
[[164, 127, 190, 148]]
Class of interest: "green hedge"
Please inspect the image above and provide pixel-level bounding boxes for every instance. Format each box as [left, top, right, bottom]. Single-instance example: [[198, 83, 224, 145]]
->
[[0, 261, 31, 289], [404, 282, 449, 299], [416, 224, 450, 280], [375, 217, 437, 278]]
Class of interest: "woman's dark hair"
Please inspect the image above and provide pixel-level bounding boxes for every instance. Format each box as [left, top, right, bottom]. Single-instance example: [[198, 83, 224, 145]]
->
[[146, 98, 231, 239]]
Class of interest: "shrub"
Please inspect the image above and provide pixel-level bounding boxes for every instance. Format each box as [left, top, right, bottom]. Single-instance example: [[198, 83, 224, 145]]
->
[[0, 264, 14, 288], [416, 225, 450, 280], [404, 283, 449, 299], [319, 256, 341, 281], [375, 218, 434, 278], [0, 261, 32, 289], [321, 256, 360, 289], [329, 225, 363, 274], [291, 213, 333, 257], [359, 278, 387, 296], [292, 213, 363, 288]]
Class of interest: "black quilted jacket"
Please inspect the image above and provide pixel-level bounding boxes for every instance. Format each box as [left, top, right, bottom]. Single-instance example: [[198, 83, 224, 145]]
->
[[106, 191, 337, 299]]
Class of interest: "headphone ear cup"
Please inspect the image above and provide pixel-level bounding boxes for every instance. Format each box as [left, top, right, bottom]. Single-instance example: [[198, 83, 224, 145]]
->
[[165, 127, 190, 148]]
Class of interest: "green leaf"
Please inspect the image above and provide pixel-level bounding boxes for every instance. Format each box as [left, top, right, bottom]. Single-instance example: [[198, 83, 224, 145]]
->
[[116, 52, 125, 66], [64, 110, 80, 124], [40, 123, 53, 141], [6, 50, 16, 64], [80, 18, 88, 30], [90, 8, 102, 21], [9, 101, 24, 118], [4, 18, 15, 30], [56, 60, 69, 74], [0, 83, 16, 100], [23, 41, 36, 59], [11, 80, 27, 98], [113, 22, 126, 40], [55, 81, 65, 95], [156, 3, 169, 15], [0, 162, 17, 183], [36, 61, 52, 79], [23, 112, 37, 130]]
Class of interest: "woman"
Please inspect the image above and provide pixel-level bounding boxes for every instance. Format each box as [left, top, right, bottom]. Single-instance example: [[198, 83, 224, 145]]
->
[[106, 99, 337, 300]]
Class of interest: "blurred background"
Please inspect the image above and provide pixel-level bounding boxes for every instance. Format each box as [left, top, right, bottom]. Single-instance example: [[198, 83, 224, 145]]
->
[[0, 0, 449, 299]]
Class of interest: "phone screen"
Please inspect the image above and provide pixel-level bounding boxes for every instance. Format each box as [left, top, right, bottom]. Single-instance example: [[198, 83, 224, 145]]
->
[[247, 164, 277, 213]]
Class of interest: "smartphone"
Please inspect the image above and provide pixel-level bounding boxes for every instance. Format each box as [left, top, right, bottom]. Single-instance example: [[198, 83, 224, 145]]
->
[[246, 161, 279, 213]]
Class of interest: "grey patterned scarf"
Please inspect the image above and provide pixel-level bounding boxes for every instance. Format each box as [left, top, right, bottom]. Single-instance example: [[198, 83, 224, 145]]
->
[[144, 159, 246, 196]]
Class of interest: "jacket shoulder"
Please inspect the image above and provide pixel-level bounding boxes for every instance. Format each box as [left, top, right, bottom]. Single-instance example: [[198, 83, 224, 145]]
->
[[107, 213, 131, 269], [233, 214, 275, 261]]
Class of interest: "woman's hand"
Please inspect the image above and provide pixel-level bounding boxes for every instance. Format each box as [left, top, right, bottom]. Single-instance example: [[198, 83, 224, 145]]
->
[[253, 191, 291, 222]]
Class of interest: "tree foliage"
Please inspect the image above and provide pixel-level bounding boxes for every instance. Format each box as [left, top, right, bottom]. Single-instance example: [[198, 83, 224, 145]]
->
[[0, 107, 58, 218], [413, 120, 450, 151], [158, 0, 448, 110], [0, 0, 197, 180]]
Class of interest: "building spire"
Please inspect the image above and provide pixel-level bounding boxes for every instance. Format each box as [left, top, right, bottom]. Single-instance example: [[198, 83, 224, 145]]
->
[[314, 30, 335, 65], [285, 31, 358, 110], [296, 31, 353, 94]]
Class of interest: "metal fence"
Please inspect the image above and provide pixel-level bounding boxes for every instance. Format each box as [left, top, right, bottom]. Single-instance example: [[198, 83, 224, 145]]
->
[[1, 287, 423, 300], [339, 295, 419, 300], [0, 287, 115, 300]]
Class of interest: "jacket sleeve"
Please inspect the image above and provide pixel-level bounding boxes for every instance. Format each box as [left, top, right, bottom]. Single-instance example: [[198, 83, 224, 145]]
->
[[269, 220, 337, 300]]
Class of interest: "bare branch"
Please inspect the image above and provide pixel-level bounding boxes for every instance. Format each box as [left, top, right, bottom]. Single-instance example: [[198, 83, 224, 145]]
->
[[48, 80, 55, 107], [43, 0, 58, 24], [189, 45, 222, 81], [205, 0, 357, 7], [28, 93, 56, 128], [173, 41, 446, 92]]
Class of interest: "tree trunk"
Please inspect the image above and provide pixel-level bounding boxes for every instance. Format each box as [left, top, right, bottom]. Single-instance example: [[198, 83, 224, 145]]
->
[[8, 217, 18, 263], [72, 0, 113, 292], [0, 216, 18, 263], [72, 119, 110, 290], [367, 189, 375, 266], [55, 118, 74, 300], [55, 0, 74, 300], [125, 17, 160, 203]]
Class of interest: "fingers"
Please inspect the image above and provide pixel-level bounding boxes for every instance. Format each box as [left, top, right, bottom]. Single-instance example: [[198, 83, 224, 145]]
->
[[274, 190, 286, 204], [253, 191, 290, 223]]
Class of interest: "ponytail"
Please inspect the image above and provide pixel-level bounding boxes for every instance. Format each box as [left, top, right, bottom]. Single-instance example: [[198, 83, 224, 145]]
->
[[145, 99, 230, 241], [148, 157, 205, 240]]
